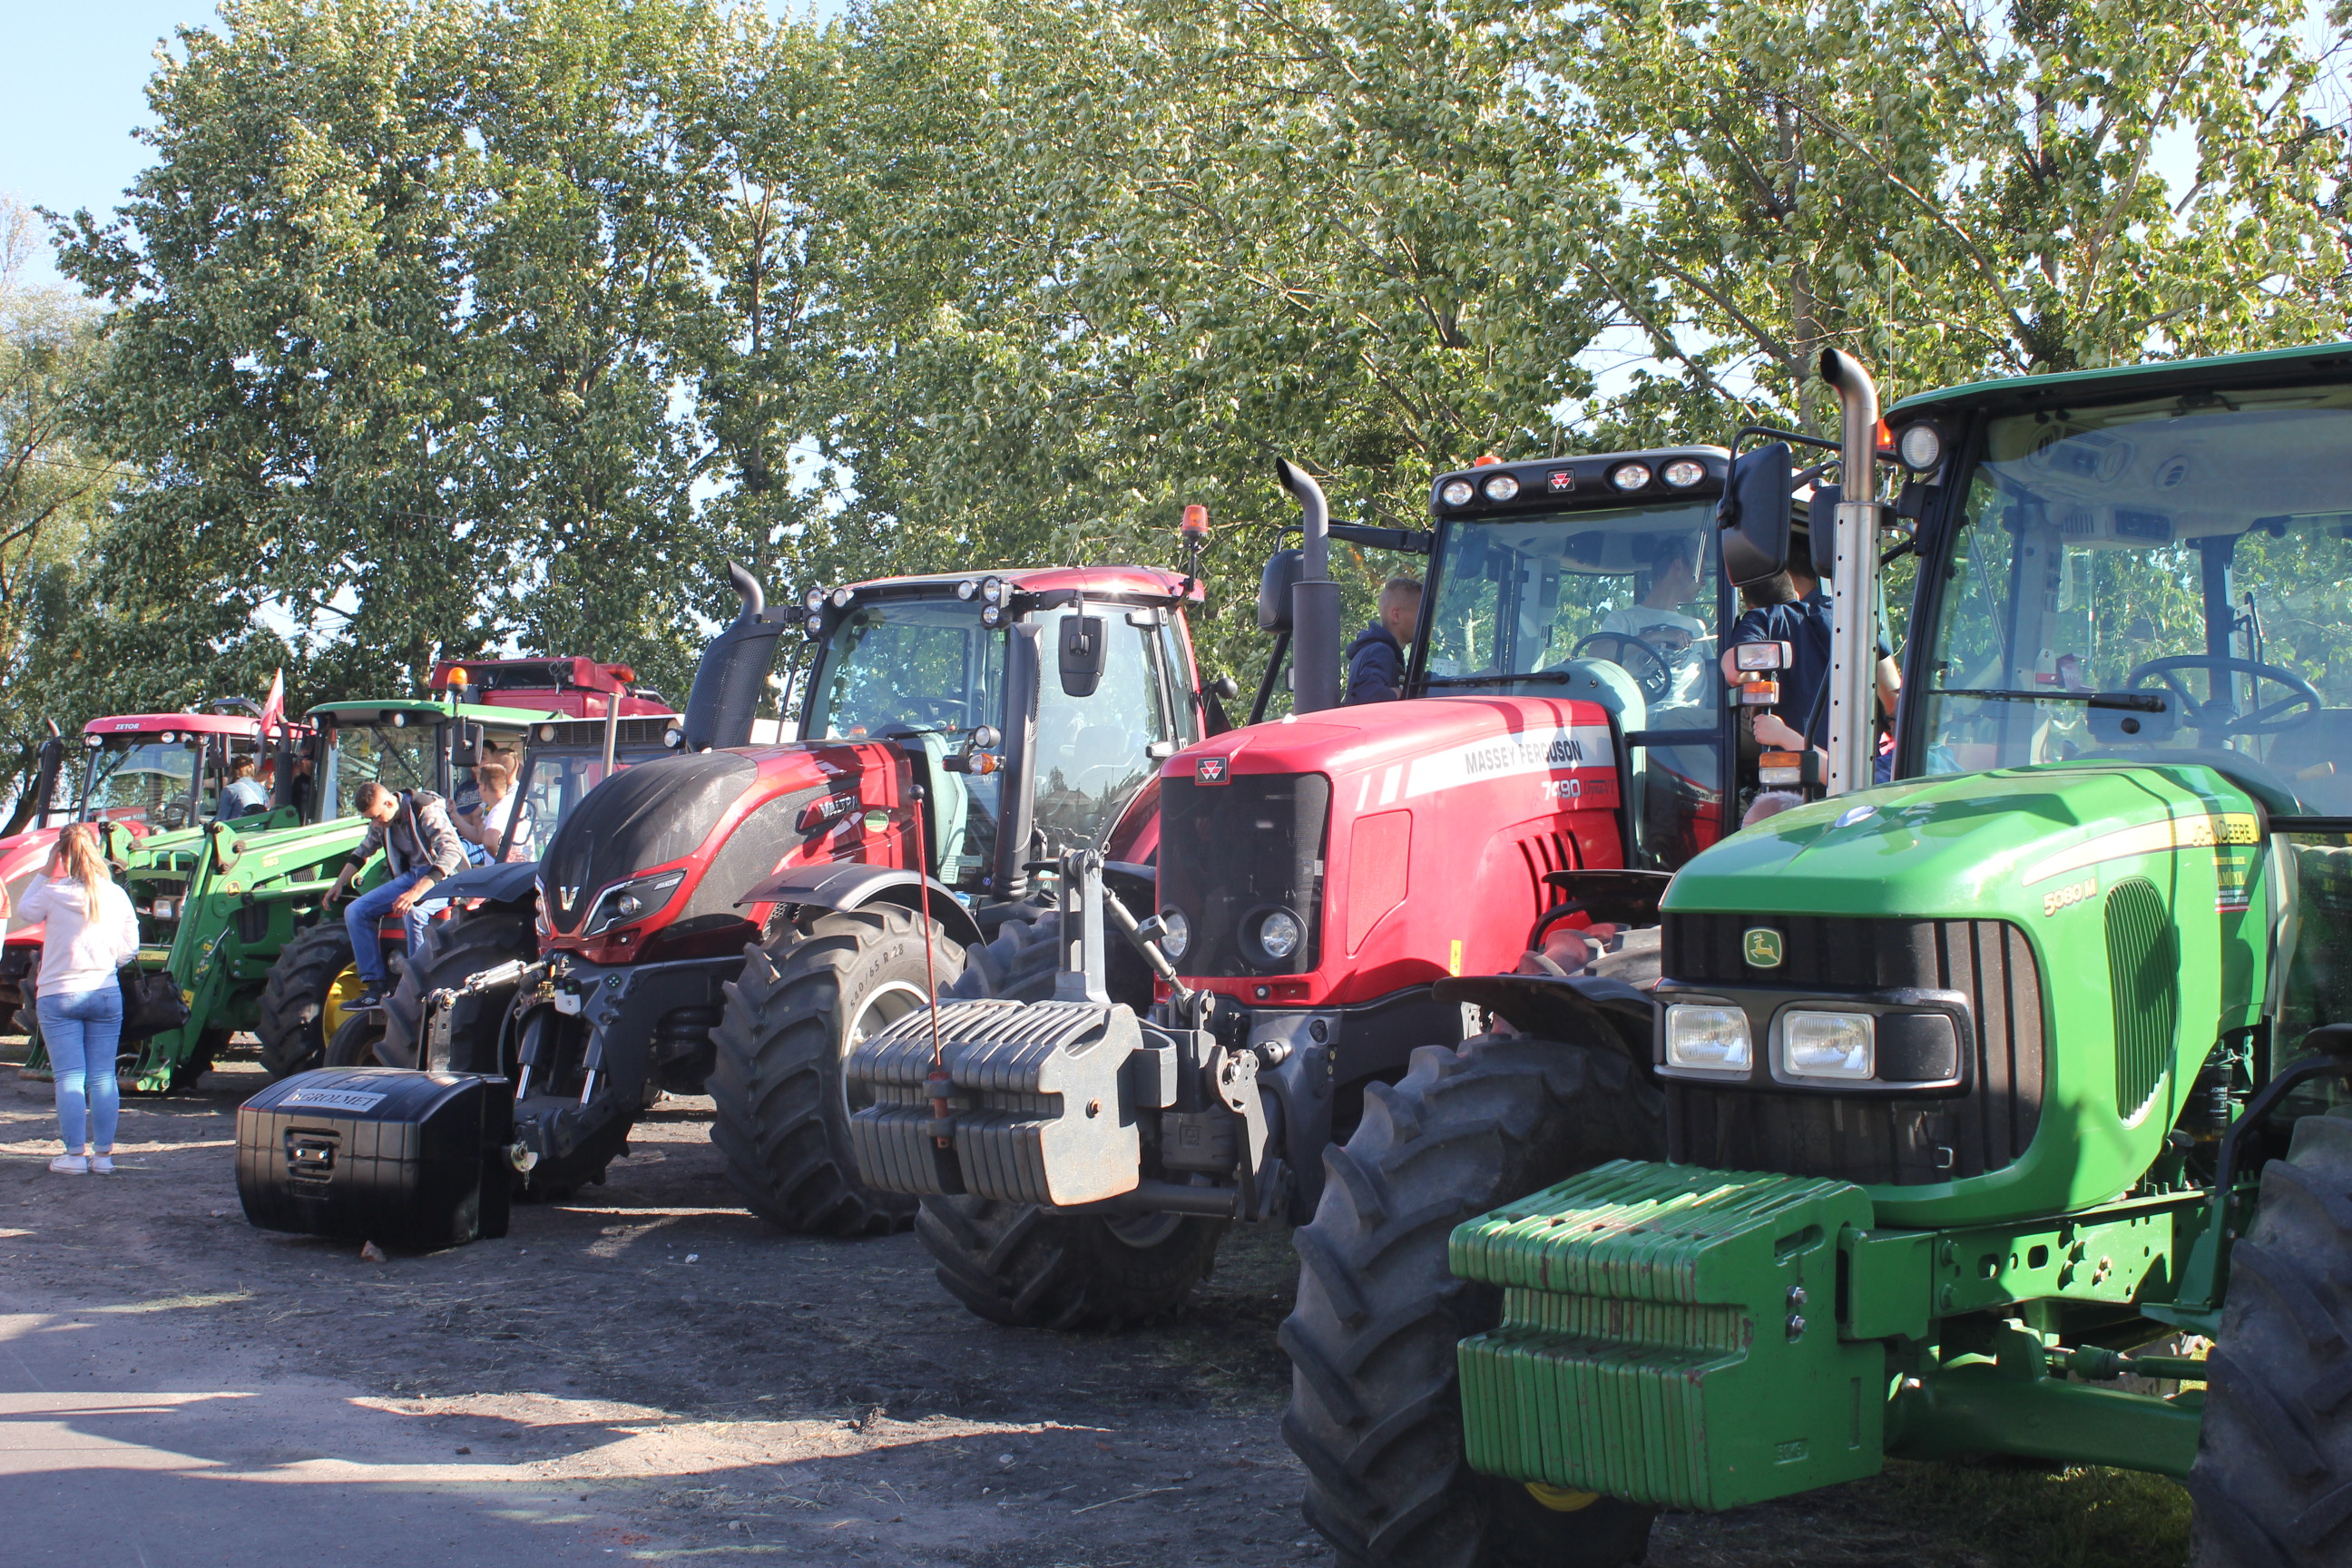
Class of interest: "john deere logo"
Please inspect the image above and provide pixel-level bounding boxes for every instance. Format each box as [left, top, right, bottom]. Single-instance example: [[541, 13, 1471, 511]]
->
[[1743, 927, 1784, 968]]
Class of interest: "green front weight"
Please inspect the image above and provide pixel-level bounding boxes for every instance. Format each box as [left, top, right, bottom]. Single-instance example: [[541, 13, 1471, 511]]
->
[[1453, 1161, 1884, 1511]]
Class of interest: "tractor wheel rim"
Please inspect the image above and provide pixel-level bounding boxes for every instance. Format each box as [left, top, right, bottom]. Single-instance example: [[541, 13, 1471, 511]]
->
[[840, 978, 931, 1119]]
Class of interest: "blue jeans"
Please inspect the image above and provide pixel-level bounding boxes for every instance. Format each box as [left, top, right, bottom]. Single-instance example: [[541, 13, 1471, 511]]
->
[[346, 868, 432, 988], [37, 983, 122, 1152]]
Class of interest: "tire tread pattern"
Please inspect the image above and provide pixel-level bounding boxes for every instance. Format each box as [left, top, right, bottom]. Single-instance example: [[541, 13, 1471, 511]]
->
[[256, 924, 354, 1080]]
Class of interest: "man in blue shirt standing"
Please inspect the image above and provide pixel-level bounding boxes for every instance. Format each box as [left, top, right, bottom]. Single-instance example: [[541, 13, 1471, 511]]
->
[[1722, 564, 1899, 773]]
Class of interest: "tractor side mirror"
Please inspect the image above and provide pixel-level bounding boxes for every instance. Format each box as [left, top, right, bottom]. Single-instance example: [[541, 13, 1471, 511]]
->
[[1258, 549, 1304, 632], [1719, 442, 1794, 588], [1803, 485, 1840, 581], [449, 722, 485, 769], [1058, 612, 1108, 698]]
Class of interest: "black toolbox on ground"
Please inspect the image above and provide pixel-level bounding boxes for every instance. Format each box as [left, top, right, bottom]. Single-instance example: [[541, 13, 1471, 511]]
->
[[238, 1067, 514, 1250]]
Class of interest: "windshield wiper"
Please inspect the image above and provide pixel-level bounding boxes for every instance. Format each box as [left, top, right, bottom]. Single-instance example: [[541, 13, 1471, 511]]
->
[[1933, 687, 2166, 711], [1420, 671, 1588, 688]]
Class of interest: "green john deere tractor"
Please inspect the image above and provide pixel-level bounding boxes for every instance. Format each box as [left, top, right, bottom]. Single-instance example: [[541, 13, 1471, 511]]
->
[[115, 665, 619, 1091], [1284, 340, 2352, 1567]]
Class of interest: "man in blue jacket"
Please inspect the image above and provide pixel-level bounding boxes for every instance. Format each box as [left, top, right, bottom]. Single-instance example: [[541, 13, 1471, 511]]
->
[[1345, 576, 1424, 704]]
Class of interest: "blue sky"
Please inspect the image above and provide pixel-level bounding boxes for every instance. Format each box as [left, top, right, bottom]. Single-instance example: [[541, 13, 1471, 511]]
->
[[0, 1, 845, 291]]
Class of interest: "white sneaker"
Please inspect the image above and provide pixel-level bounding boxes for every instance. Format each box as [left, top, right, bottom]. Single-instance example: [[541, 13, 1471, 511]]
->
[[48, 1154, 88, 1174], [90, 1153, 115, 1174]]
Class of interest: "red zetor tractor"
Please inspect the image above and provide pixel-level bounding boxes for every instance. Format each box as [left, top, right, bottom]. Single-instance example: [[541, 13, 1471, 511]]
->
[[413, 557, 1237, 1205], [845, 451, 1755, 1328]]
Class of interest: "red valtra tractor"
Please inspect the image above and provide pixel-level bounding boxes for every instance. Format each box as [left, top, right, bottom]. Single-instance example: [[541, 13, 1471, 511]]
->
[[846, 450, 1768, 1328], [410, 557, 1240, 1204]]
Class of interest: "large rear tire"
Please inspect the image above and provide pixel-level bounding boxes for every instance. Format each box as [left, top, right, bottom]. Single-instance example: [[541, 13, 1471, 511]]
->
[[911, 908, 1227, 1329], [709, 904, 963, 1237], [379, 906, 537, 1073], [1282, 1030, 1666, 1568], [257, 923, 354, 1079], [2191, 1104, 2352, 1567]]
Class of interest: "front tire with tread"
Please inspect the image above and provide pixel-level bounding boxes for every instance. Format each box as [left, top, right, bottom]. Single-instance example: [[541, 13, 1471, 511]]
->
[[1282, 1029, 1666, 1568], [379, 906, 537, 1073], [912, 908, 1226, 1330], [2192, 1104, 2352, 1568], [257, 923, 355, 1079], [710, 904, 962, 1237]]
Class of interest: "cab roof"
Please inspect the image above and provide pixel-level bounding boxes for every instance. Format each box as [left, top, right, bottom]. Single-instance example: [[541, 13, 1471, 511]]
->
[[83, 712, 285, 738], [305, 700, 554, 726], [841, 565, 1201, 602], [1887, 339, 2352, 422]]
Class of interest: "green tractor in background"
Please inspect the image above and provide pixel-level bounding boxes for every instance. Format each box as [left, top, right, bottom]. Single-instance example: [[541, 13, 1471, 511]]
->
[[1285, 340, 2352, 1567], [106, 659, 651, 1091]]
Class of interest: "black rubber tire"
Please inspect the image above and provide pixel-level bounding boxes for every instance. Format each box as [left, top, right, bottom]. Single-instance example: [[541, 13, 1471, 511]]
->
[[1282, 1030, 1667, 1568], [379, 906, 537, 1073], [256, 923, 355, 1079], [912, 908, 1227, 1329], [324, 1011, 389, 1067], [710, 904, 962, 1237], [2191, 1104, 2352, 1567], [0, 1002, 16, 1037]]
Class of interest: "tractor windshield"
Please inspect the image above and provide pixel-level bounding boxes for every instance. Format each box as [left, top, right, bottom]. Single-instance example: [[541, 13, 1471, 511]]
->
[[503, 740, 677, 862], [80, 735, 209, 831], [321, 720, 443, 821], [1422, 500, 1721, 721], [1916, 383, 2352, 815]]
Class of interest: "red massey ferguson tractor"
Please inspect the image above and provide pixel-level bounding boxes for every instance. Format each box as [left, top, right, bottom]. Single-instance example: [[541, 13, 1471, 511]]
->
[[843, 450, 1769, 1328], [400, 558, 1247, 1205]]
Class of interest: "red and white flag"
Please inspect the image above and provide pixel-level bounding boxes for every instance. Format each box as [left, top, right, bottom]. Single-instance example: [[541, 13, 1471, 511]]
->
[[259, 669, 285, 737]]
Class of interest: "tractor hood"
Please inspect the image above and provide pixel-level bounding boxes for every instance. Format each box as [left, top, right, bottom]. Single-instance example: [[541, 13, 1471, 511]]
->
[[1660, 760, 2275, 1224], [1666, 762, 2265, 929]]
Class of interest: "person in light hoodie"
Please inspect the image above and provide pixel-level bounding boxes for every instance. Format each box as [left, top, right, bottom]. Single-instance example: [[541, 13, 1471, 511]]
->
[[16, 824, 141, 1174]]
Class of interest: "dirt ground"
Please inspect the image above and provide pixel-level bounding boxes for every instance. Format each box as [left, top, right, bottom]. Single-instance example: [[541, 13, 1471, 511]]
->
[[0, 1041, 2187, 1568]]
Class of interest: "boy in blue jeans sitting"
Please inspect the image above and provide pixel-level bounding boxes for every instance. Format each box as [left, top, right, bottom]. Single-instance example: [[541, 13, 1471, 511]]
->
[[327, 781, 469, 1011]]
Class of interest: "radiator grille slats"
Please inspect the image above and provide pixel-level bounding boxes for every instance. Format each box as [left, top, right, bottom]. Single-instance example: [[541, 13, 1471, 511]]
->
[[1661, 914, 2045, 1185]]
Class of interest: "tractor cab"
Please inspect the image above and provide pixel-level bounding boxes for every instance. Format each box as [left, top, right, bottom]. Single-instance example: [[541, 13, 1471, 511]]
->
[[1406, 447, 1738, 867], [796, 565, 1206, 895], [496, 713, 689, 864], [1896, 370, 2352, 813], [75, 710, 295, 834]]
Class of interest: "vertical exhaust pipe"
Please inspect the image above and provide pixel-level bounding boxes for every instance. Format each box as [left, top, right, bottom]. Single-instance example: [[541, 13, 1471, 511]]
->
[[681, 562, 788, 752], [1277, 458, 1342, 714], [1818, 350, 1884, 798]]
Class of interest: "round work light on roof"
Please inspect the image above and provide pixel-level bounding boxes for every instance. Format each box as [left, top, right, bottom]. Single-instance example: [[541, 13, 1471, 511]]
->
[[1482, 474, 1521, 503], [1609, 463, 1653, 493], [829, 587, 854, 609], [804, 586, 826, 612], [1661, 458, 1707, 488], [956, 579, 979, 600], [1440, 478, 1476, 506], [1896, 423, 1944, 473]]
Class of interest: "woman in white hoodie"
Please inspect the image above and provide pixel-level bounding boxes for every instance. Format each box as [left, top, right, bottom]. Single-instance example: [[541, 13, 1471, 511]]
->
[[17, 825, 141, 1174]]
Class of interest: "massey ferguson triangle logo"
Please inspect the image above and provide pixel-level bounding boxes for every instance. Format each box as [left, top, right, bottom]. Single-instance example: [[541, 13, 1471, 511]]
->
[[1195, 757, 1229, 785], [1743, 927, 1784, 968]]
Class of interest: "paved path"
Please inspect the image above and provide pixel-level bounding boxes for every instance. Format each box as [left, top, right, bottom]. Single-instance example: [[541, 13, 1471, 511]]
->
[[0, 1291, 660, 1566]]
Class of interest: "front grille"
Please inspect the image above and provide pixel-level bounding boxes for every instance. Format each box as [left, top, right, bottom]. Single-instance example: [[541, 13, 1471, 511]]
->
[[1662, 913, 2045, 1185], [1158, 773, 1330, 976], [541, 751, 756, 933], [2103, 879, 2177, 1119]]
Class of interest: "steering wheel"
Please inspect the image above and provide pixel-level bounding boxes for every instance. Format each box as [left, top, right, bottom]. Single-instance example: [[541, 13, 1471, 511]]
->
[[1571, 632, 1672, 703], [2123, 654, 2322, 739], [160, 798, 189, 830]]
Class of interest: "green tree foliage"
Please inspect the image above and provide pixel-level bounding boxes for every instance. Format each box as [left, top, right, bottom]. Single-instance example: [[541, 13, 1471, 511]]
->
[[22, 0, 2348, 773]]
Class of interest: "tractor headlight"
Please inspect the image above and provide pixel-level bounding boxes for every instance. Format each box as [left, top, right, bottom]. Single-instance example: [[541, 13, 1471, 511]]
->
[[829, 587, 854, 609], [1256, 907, 1303, 959], [1158, 906, 1191, 961], [804, 586, 827, 612], [1896, 423, 1944, 474], [1609, 462, 1652, 493], [580, 868, 688, 937], [805, 612, 826, 638], [662, 724, 685, 750], [1661, 458, 1707, 488], [956, 579, 979, 600], [1440, 479, 1476, 506], [1482, 474, 1520, 503], [982, 604, 1004, 628], [1664, 1004, 1752, 1073], [981, 576, 1006, 606], [1780, 1010, 1875, 1080]]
